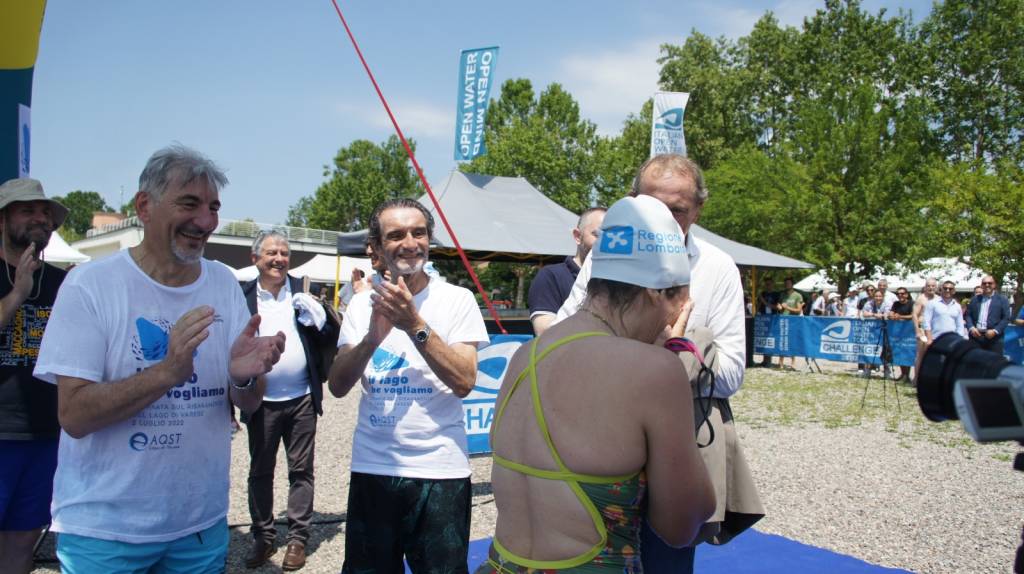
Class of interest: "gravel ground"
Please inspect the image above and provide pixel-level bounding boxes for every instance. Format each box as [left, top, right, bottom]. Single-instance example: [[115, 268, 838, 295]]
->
[[30, 361, 1023, 573]]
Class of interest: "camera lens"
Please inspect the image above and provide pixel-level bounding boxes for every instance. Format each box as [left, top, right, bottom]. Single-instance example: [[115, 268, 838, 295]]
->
[[917, 333, 1010, 422]]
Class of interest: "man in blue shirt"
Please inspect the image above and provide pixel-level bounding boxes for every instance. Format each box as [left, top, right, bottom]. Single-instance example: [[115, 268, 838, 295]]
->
[[923, 280, 966, 343], [527, 207, 605, 335]]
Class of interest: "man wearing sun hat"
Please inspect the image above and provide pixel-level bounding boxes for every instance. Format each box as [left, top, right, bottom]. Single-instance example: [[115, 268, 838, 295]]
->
[[0, 177, 69, 574]]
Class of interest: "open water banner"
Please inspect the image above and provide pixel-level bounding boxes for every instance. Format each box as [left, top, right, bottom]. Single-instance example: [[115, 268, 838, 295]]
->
[[0, 0, 46, 181], [464, 333, 530, 455], [650, 91, 689, 157], [454, 46, 499, 161]]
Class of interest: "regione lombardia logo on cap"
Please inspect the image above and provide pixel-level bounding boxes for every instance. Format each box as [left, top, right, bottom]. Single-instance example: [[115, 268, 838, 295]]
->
[[600, 226, 634, 255]]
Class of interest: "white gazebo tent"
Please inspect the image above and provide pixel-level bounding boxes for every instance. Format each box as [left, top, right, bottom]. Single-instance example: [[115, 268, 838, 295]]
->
[[794, 258, 1010, 294], [230, 255, 373, 286], [41, 233, 90, 267]]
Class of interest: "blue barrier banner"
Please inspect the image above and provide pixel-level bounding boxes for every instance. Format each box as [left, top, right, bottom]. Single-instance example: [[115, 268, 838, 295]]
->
[[1006, 327, 1024, 365], [464, 333, 530, 454], [754, 316, 917, 366], [754, 316, 1024, 367], [454, 46, 499, 161]]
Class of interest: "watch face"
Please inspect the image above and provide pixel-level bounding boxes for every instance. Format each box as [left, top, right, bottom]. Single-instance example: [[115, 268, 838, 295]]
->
[[415, 329, 428, 343]]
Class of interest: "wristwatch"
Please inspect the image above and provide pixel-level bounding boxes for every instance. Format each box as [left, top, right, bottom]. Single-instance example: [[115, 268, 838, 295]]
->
[[231, 377, 257, 390], [412, 324, 432, 345]]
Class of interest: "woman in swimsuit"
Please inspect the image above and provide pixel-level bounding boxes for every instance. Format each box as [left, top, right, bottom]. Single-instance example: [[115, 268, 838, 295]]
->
[[478, 195, 715, 573]]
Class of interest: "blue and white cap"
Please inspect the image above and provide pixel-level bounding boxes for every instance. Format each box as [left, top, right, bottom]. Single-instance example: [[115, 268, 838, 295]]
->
[[591, 195, 690, 289]]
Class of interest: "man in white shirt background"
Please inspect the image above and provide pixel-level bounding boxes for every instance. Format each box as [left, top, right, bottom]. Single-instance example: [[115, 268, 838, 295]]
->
[[240, 230, 339, 570]]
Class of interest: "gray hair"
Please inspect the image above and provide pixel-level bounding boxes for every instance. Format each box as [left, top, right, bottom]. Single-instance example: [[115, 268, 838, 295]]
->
[[630, 154, 708, 204], [251, 230, 289, 256], [138, 144, 228, 203]]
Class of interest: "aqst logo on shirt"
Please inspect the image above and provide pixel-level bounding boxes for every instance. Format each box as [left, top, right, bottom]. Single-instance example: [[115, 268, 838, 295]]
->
[[600, 226, 634, 255]]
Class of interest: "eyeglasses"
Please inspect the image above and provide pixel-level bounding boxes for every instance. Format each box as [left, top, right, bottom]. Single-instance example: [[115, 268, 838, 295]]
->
[[981, 281, 995, 286], [897, 292, 908, 296]]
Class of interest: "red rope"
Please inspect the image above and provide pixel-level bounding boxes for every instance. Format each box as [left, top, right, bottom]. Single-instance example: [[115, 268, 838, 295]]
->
[[329, 0, 507, 334]]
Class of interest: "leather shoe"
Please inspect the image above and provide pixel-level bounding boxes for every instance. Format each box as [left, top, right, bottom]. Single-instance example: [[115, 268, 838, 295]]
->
[[245, 539, 276, 569], [282, 541, 307, 571]]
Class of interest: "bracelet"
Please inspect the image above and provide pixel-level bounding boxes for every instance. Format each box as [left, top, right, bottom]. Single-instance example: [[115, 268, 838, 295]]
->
[[231, 377, 257, 390]]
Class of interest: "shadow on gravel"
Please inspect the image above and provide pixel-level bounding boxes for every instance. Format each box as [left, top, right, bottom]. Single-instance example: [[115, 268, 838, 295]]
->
[[472, 481, 493, 497]]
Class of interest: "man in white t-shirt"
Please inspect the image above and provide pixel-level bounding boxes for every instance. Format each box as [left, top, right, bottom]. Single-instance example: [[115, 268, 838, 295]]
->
[[329, 198, 487, 573], [33, 145, 286, 574]]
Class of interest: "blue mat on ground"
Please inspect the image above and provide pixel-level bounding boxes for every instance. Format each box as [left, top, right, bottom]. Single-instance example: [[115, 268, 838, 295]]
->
[[406, 530, 912, 573]]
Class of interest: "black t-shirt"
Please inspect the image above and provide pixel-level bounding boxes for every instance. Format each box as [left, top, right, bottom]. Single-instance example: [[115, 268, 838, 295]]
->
[[0, 260, 67, 439], [890, 300, 913, 318], [528, 257, 580, 316]]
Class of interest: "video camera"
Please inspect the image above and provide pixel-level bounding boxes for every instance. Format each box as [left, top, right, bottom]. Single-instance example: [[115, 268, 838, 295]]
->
[[917, 333, 1024, 442]]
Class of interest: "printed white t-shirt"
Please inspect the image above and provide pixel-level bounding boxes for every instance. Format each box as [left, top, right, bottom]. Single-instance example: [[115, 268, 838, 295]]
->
[[33, 252, 250, 543], [339, 278, 488, 479]]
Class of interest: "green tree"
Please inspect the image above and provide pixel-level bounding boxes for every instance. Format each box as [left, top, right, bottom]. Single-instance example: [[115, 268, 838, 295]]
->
[[664, 0, 940, 294], [52, 190, 113, 241], [464, 79, 598, 213], [928, 161, 1024, 298], [593, 100, 652, 207], [289, 136, 423, 231], [920, 0, 1024, 165], [658, 31, 754, 169]]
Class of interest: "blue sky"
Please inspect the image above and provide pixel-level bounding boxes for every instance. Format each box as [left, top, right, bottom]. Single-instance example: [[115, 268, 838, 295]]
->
[[30, 0, 932, 225]]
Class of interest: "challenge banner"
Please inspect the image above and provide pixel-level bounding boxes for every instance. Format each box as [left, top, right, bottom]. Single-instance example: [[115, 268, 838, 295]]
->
[[755, 316, 1024, 367], [0, 0, 46, 180], [454, 46, 499, 161], [464, 333, 530, 454], [650, 91, 689, 158], [755, 315, 917, 366]]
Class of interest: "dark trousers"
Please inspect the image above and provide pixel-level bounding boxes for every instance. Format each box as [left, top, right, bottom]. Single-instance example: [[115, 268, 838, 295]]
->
[[342, 472, 471, 574], [971, 334, 1004, 356], [246, 394, 317, 545]]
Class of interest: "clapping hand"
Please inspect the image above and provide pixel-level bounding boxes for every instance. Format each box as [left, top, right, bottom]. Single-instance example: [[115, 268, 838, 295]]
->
[[162, 306, 215, 385], [11, 243, 41, 299]]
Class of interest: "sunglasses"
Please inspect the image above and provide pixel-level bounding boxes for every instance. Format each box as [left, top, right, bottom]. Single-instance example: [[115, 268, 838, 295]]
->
[[942, 287, 956, 291], [981, 281, 995, 286]]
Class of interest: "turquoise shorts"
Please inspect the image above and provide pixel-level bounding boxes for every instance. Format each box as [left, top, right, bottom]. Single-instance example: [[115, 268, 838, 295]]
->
[[56, 517, 228, 574]]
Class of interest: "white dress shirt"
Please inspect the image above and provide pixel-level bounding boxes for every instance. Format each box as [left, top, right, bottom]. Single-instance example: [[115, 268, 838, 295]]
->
[[256, 279, 311, 401]]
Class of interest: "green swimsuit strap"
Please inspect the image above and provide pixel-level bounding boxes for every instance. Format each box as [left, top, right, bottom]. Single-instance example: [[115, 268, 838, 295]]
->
[[490, 331, 638, 570]]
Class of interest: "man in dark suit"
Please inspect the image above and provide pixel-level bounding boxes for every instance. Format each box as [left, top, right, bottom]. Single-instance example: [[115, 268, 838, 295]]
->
[[241, 231, 338, 571], [965, 274, 1012, 355]]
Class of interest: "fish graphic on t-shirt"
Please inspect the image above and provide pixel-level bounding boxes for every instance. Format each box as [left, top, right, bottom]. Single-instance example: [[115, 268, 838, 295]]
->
[[371, 348, 408, 373], [136, 318, 169, 361]]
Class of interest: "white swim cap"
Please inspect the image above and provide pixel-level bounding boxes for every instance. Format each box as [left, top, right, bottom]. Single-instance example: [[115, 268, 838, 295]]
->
[[591, 195, 690, 289]]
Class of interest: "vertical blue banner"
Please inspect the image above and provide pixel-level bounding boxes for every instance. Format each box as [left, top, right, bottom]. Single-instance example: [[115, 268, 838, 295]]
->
[[464, 333, 530, 455], [454, 46, 499, 161]]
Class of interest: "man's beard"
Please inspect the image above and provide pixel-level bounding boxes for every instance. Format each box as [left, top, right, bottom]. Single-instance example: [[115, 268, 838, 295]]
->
[[170, 225, 208, 265], [388, 250, 427, 277], [7, 225, 52, 252]]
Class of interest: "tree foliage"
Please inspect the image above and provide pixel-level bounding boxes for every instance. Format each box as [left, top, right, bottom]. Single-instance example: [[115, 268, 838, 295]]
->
[[288, 136, 422, 231], [463, 79, 598, 213], [920, 0, 1024, 166], [928, 161, 1024, 292], [52, 190, 113, 241], [660, 0, 941, 293]]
